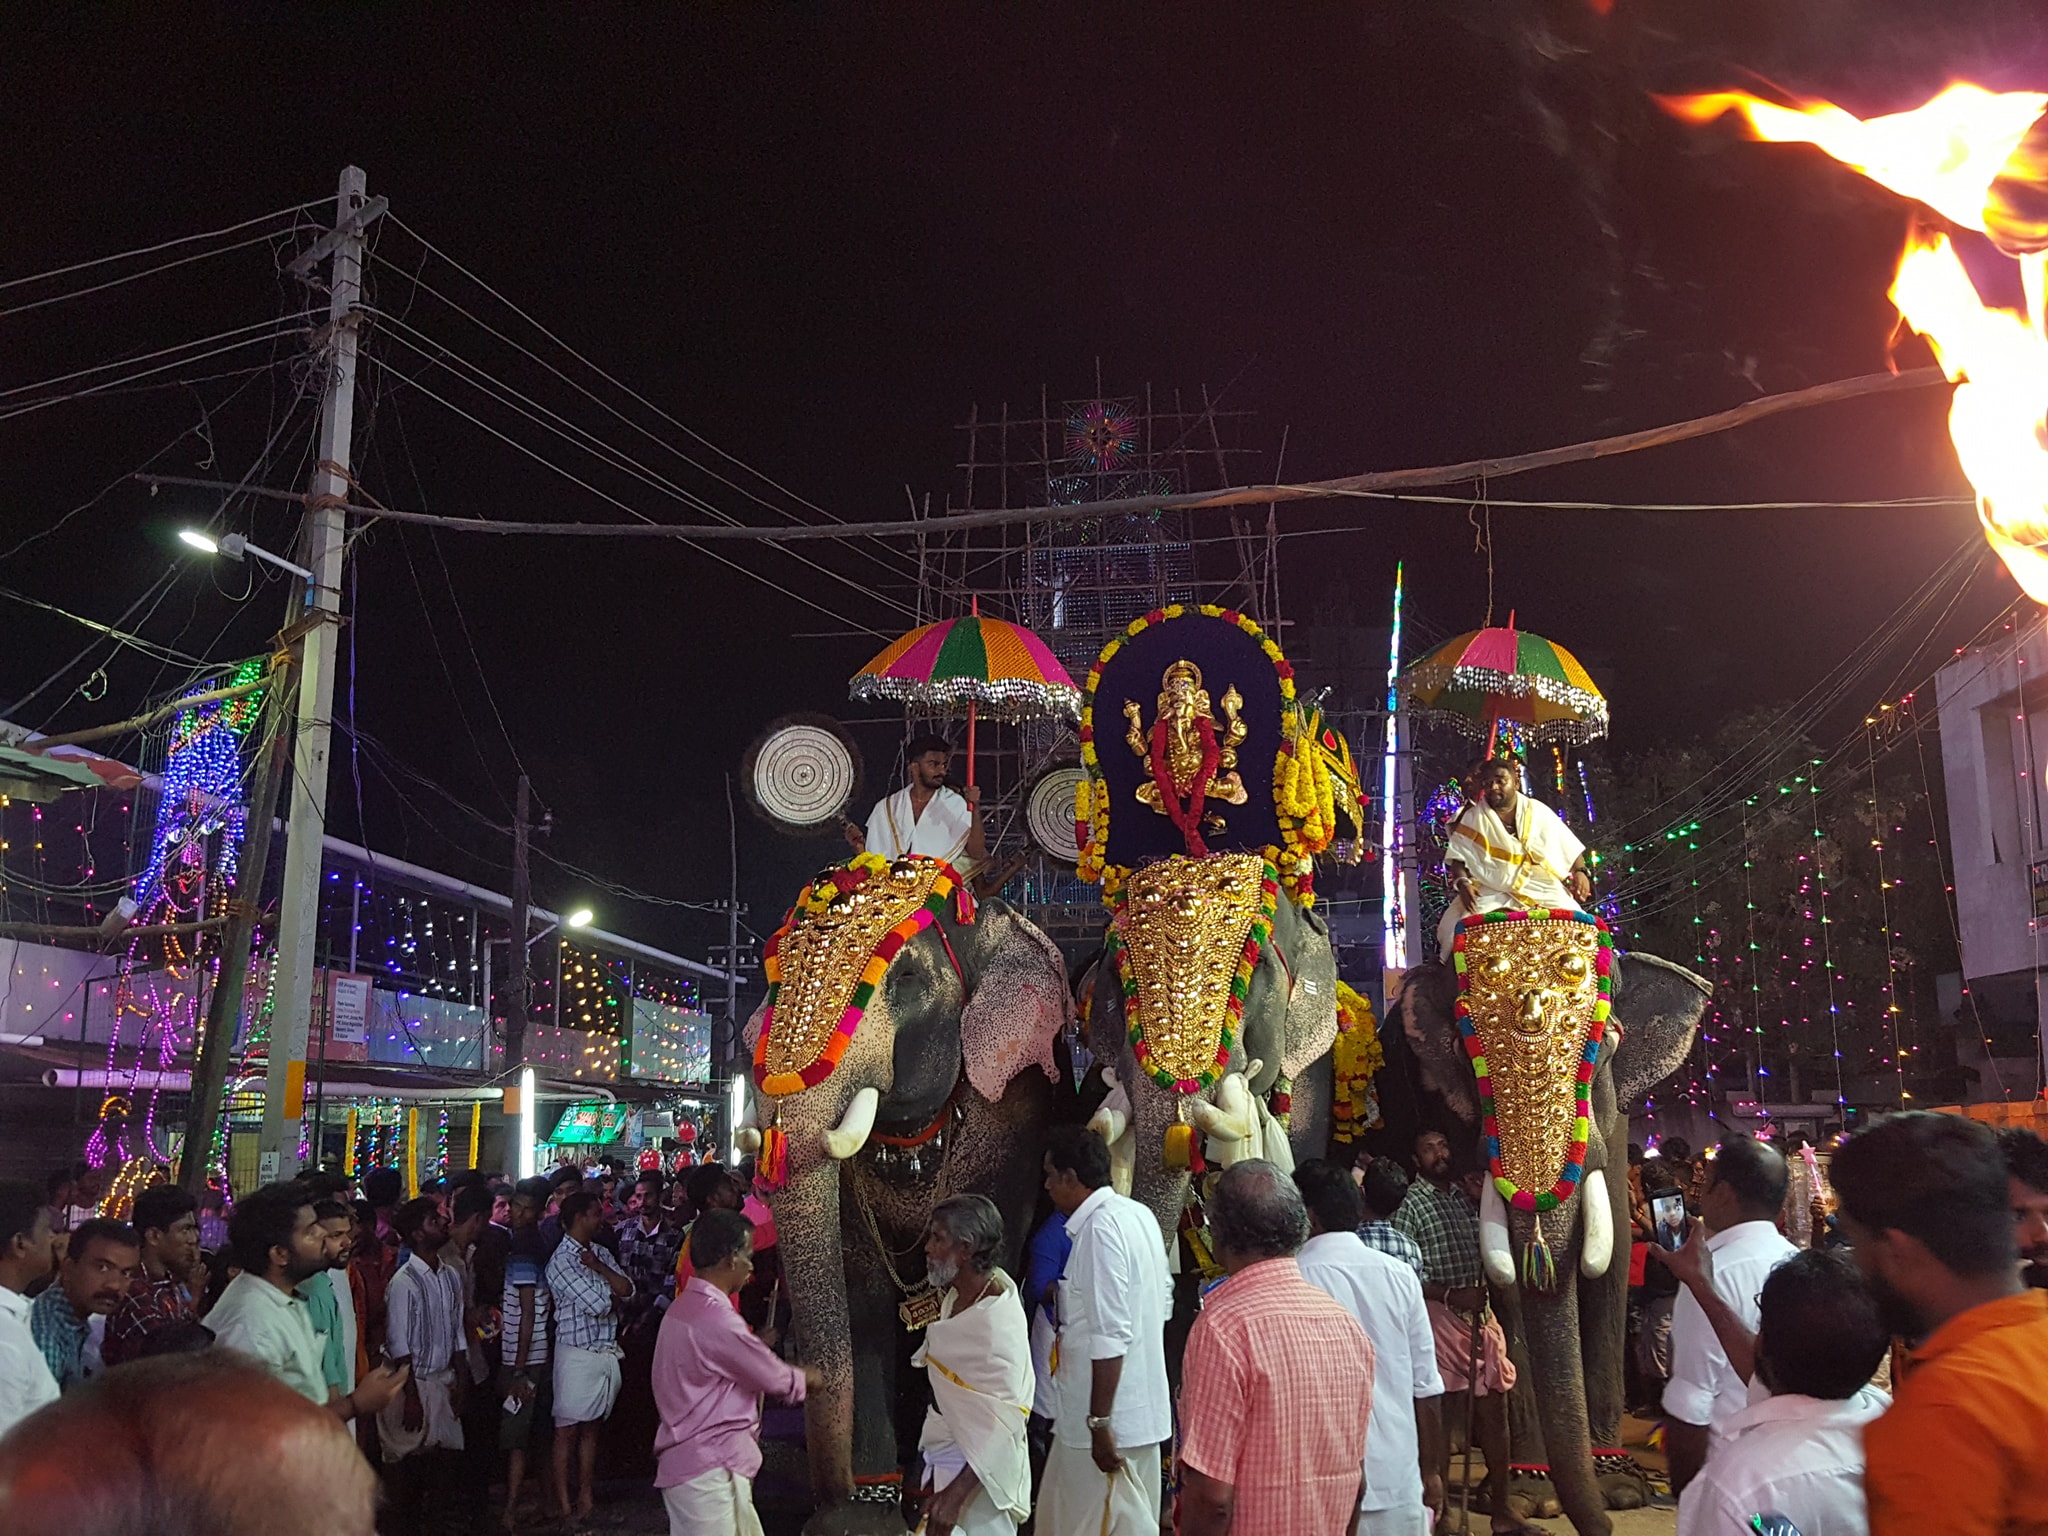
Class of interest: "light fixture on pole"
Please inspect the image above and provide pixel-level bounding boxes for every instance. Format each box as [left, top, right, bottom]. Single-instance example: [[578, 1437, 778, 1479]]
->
[[515, 1065, 537, 1180], [524, 906, 594, 950], [178, 527, 315, 581]]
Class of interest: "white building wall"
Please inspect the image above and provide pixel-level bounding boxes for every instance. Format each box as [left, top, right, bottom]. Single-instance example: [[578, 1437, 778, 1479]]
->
[[1935, 620, 2048, 986]]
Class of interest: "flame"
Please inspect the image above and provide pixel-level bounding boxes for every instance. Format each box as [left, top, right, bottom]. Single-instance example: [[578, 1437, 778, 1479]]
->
[[1666, 84, 2048, 599]]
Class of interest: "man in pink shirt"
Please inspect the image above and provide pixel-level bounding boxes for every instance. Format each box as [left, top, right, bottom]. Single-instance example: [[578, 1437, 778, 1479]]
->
[[652, 1208, 818, 1535]]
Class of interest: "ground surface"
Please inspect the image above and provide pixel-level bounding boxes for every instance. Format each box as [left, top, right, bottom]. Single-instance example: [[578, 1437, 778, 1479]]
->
[[508, 1412, 1680, 1536]]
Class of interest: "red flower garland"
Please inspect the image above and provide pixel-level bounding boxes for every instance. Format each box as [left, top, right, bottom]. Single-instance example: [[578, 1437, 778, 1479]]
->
[[1148, 714, 1223, 856]]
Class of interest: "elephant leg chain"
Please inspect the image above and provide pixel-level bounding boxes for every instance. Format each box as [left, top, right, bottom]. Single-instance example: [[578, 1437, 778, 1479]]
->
[[851, 1159, 949, 1331]]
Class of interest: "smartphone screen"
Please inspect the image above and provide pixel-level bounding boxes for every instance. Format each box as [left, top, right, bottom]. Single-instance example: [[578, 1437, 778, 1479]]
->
[[1650, 1192, 1688, 1251]]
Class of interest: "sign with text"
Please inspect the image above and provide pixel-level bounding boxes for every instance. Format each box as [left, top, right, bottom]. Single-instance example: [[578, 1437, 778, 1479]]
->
[[325, 973, 372, 1063]]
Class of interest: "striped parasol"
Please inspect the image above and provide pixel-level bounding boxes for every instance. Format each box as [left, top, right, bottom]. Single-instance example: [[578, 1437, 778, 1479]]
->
[[850, 608, 1080, 722], [1400, 614, 1608, 746], [850, 603, 1078, 786]]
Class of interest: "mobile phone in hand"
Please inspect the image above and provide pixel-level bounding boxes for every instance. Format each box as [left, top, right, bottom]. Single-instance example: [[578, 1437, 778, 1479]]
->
[[1650, 1192, 1688, 1251]]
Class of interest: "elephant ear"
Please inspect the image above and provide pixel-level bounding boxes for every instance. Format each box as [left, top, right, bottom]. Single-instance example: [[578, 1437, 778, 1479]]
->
[[1609, 951, 1712, 1108], [1396, 960, 1480, 1127], [743, 999, 767, 1052], [958, 904, 1074, 1102], [1277, 898, 1340, 1080]]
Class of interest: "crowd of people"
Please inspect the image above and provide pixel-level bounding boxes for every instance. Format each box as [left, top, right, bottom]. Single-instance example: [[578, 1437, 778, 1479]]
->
[[2, 1108, 2046, 1535], [0, 1155, 784, 1535]]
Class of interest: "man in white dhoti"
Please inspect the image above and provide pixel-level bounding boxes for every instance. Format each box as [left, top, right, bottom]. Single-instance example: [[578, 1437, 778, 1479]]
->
[[1437, 757, 1593, 955], [913, 1195, 1034, 1536], [844, 734, 987, 872]]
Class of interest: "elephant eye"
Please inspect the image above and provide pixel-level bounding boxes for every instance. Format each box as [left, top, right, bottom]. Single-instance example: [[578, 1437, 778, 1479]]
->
[[1556, 951, 1589, 982]]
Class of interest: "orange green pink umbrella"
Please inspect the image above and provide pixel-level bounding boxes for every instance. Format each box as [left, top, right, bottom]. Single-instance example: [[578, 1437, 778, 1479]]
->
[[1400, 615, 1608, 746]]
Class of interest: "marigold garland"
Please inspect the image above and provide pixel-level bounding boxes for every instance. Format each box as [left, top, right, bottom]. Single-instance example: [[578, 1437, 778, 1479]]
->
[[754, 856, 965, 1097], [1106, 858, 1280, 1093], [1451, 908, 1613, 1214], [1077, 603, 1328, 903], [1329, 979, 1385, 1145]]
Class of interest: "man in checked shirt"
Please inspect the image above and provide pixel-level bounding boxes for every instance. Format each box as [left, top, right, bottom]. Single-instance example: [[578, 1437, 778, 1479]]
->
[[546, 1190, 633, 1523], [1392, 1130, 1520, 1536]]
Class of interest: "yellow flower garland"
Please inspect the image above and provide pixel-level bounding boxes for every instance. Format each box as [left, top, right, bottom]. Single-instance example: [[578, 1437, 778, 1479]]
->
[[1330, 979, 1386, 1145]]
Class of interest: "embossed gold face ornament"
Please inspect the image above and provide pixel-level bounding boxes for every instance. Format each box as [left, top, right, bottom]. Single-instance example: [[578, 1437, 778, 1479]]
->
[[1453, 908, 1612, 1248], [753, 856, 965, 1098], [1108, 852, 1279, 1093]]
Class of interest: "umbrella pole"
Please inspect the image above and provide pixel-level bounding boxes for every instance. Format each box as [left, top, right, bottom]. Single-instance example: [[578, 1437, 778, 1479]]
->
[[966, 596, 980, 788]]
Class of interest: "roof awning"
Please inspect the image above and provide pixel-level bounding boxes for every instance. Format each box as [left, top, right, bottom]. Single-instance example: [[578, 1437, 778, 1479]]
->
[[0, 741, 143, 801]]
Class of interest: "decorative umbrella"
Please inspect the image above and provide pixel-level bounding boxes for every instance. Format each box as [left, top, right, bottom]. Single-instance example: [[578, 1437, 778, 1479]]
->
[[1400, 612, 1608, 748], [849, 600, 1080, 785]]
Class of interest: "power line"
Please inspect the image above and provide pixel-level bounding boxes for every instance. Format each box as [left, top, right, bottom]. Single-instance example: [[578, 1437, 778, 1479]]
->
[[0, 226, 305, 323], [0, 199, 322, 295]]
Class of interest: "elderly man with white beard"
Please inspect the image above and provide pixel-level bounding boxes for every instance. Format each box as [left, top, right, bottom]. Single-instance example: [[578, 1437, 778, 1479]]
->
[[913, 1194, 1035, 1536]]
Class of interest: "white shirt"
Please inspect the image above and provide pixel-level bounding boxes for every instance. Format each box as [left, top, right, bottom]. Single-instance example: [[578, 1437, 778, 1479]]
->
[[865, 785, 974, 865], [1054, 1186, 1172, 1449], [1677, 1388, 1888, 1536], [1662, 1219, 1798, 1431], [1297, 1231, 1445, 1515], [0, 1283, 60, 1437], [386, 1253, 466, 1376]]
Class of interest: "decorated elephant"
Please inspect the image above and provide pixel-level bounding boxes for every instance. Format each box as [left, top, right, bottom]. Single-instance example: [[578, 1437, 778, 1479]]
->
[[738, 853, 1070, 1535], [1079, 850, 1340, 1243], [1393, 914, 1709, 1536]]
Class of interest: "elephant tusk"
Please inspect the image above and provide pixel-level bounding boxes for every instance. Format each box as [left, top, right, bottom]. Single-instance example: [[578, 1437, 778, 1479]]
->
[[1187, 1074, 1260, 1167], [1254, 1098, 1293, 1174], [735, 1128, 763, 1154], [1580, 1168, 1614, 1279], [1478, 1177, 1517, 1289], [1088, 1105, 1128, 1146], [822, 1086, 879, 1161]]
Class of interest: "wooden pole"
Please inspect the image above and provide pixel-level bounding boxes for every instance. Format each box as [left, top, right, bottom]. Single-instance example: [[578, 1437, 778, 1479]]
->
[[966, 597, 980, 790], [24, 677, 271, 751], [179, 655, 295, 1197], [506, 774, 532, 1067]]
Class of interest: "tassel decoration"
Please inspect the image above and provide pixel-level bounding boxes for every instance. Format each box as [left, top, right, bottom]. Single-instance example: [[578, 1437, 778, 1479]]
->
[[1520, 1225, 1559, 1293], [758, 1126, 790, 1191]]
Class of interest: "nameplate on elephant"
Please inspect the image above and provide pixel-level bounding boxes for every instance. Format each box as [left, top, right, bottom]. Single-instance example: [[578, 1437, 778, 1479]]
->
[[898, 1285, 944, 1332]]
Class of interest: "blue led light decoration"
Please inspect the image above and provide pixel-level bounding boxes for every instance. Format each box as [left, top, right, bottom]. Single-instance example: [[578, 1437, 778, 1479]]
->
[[86, 661, 267, 1170]]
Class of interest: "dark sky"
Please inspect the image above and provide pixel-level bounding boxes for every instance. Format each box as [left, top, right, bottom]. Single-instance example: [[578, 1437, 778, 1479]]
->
[[2, 1, 2042, 957]]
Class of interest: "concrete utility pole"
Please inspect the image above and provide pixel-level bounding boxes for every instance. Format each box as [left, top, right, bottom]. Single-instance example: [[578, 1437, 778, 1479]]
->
[[506, 773, 533, 1066], [258, 167, 381, 1180]]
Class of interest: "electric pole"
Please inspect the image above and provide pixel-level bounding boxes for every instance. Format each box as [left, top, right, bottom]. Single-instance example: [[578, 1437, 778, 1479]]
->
[[258, 166, 382, 1180], [506, 773, 532, 1067], [179, 653, 294, 1196]]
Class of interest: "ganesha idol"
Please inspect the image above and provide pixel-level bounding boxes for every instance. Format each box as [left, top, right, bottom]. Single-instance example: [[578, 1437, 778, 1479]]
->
[[1070, 605, 1370, 1248]]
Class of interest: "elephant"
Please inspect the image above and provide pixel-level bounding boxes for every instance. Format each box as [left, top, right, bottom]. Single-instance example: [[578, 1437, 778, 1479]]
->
[[737, 857, 1072, 1536], [1392, 939, 1709, 1536], [1079, 852, 1342, 1247]]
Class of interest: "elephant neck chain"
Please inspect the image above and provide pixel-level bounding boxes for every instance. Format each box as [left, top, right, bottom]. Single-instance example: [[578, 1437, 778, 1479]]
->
[[851, 1157, 949, 1295]]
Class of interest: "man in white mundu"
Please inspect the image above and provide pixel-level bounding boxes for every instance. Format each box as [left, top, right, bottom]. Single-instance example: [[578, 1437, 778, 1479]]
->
[[845, 734, 987, 872], [912, 1195, 1034, 1536], [1437, 757, 1593, 954]]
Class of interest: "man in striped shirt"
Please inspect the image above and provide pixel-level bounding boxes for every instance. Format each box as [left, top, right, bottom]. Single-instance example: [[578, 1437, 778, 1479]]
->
[[1355, 1157, 1427, 1277], [381, 1197, 468, 1533]]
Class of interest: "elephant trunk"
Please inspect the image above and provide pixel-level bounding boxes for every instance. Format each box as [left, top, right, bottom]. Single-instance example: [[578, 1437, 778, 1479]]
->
[[1516, 1208, 1612, 1536], [768, 1154, 855, 1504]]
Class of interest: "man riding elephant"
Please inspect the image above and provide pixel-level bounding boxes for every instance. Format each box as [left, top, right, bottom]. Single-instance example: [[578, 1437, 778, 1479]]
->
[[1438, 758, 1594, 955]]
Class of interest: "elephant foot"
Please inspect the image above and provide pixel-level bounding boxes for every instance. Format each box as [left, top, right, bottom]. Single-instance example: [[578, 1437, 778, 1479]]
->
[[800, 1498, 911, 1536], [1507, 1470, 1562, 1519], [1594, 1450, 1654, 1510]]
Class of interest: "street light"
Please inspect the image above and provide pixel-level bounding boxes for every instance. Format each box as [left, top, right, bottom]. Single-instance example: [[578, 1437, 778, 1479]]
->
[[524, 906, 595, 949], [178, 528, 314, 581]]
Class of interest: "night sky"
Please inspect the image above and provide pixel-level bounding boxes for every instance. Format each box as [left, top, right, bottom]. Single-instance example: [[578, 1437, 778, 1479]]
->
[[2, 1, 2042, 958]]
